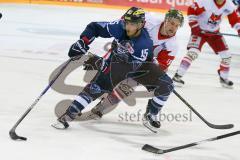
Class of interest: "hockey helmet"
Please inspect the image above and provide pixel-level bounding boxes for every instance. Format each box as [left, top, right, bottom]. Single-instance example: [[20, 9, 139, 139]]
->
[[123, 7, 145, 23], [165, 8, 184, 27]]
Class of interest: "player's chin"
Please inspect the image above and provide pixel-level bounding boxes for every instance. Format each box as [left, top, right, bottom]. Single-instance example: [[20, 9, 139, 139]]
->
[[167, 31, 175, 37], [126, 32, 135, 37]]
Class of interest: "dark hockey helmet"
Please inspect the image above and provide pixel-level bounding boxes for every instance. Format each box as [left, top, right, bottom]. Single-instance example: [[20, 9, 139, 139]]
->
[[123, 7, 145, 23], [165, 8, 184, 27]]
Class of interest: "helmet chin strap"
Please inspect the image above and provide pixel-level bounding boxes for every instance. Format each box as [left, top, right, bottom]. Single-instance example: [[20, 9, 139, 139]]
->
[[131, 27, 141, 38]]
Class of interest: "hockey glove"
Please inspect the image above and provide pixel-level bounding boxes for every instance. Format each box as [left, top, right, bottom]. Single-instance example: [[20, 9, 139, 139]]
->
[[68, 38, 89, 58], [83, 53, 107, 71]]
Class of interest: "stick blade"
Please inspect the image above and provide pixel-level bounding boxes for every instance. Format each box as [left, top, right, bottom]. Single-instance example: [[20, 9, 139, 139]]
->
[[9, 130, 27, 141], [142, 144, 164, 154], [208, 123, 234, 130]]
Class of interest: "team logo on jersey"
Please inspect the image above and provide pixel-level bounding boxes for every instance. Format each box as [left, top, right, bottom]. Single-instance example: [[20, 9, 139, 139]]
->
[[208, 13, 222, 25], [125, 42, 134, 54], [117, 40, 134, 55]]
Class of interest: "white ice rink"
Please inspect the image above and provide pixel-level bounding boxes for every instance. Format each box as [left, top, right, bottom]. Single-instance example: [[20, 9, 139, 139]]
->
[[0, 4, 240, 160]]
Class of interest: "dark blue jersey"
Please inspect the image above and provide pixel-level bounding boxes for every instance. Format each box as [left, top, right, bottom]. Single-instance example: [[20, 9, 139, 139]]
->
[[80, 19, 153, 62], [233, 0, 240, 6]]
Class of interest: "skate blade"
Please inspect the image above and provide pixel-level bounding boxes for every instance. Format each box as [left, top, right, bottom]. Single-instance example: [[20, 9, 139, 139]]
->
[[173, 81, 184, 87], [143, 121, 158, 133], [51, 122, 68, 130], [221, 83, 233, 89]]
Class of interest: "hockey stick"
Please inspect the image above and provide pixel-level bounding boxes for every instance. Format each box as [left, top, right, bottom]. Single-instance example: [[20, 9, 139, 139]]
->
[[9, 57, 74, 141], [202, 31, 240, 37], [142, 130, 240, 154], [173, 90, 234, 129]]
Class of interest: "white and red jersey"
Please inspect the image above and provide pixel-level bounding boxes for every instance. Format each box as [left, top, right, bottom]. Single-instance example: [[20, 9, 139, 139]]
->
[[144, 13, 178, 71], [188, 0, 240, 32]]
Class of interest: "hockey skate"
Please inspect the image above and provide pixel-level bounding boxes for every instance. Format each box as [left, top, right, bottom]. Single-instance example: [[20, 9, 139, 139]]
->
[[143, 108, 161, 133], [52, 112, 80, 130], [172, 73, 185, 87], [218, 70, 233, 89]]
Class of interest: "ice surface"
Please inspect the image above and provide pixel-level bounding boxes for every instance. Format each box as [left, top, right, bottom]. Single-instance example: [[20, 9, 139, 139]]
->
[[0, 4, 240, 160]]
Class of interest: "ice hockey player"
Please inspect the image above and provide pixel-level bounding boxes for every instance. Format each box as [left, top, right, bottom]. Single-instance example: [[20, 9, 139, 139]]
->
[[145, 9, 184, 72], [52, 7, 174, 131], [86, 9, 184, 72], [82, 9, 184, 133], [172, 0, 240, 88]]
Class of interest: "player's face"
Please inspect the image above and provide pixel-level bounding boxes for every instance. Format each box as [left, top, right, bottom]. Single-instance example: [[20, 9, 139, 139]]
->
[[125, 21, 143, 38], [164, 18, 181, 37]]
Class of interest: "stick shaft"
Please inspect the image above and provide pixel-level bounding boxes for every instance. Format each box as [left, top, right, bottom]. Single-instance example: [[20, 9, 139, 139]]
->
[[173, 90, 233, 129], [10, 58, 72, 132]]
